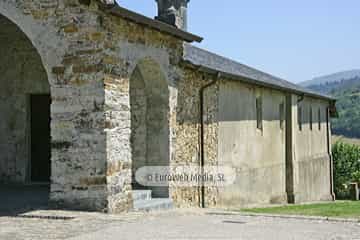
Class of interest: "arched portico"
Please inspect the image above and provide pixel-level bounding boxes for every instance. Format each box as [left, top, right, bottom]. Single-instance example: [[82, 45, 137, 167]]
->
[[130, 58, 171, 198], [0, 0, 185, 213], [0, 14, 51, 183], [0, 12, 55, 213]]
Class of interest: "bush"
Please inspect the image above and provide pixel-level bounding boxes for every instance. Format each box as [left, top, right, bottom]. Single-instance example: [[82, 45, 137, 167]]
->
[[333, 142, 360, 199], [351, 171, 360, 183]]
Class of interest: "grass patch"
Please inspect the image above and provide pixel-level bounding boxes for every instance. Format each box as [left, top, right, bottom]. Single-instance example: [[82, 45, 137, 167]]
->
[[242, 201, 360, 219]]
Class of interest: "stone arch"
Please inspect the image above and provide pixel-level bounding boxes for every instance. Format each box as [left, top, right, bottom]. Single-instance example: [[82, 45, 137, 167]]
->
[[0, 1, 67, 87], [0, 13, 53, 186], [130, 58, 170, 198]]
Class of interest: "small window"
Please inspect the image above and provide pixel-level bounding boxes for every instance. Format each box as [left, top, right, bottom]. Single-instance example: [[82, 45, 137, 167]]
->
[[318, 108, 321, 130], [256, 96, 263, 130], [279, 102, 285, 130], [298, 106, 302, 131], [309, 106, 313, 130]]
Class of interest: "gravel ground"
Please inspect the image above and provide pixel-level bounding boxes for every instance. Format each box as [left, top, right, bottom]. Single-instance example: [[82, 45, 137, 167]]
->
[[1, 209, 360, 240]]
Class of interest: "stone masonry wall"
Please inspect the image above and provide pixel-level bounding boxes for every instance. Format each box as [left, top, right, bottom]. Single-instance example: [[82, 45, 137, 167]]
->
[[99, 10, 183, 211], [0, 0, 248, 213], [0, 0, 185, 213], [0, 0, 119, 212], [203, 77, 220, 207], [172, 68, 219, 207], [16, 0, 109, 211]]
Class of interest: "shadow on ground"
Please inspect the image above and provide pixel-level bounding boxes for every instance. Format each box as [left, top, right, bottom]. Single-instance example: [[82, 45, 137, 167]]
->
[[0, 184, 50, 217]]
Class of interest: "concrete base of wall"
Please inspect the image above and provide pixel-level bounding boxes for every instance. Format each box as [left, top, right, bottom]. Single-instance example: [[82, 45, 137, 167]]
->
[[215, 192, 288, 210]]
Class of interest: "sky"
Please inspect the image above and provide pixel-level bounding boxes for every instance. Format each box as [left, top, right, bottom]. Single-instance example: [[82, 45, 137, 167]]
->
[[116, 0, 360, 83]]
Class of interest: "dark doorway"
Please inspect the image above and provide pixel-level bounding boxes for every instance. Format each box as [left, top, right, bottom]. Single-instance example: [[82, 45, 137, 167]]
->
[[30, 94, 51, 182]]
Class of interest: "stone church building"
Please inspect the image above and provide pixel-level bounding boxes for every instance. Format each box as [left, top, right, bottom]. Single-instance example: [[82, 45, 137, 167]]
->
[[0, 0, 336, 213]]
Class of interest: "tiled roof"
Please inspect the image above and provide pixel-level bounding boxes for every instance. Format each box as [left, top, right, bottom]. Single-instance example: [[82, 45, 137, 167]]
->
[[183, 44, 335, 101]]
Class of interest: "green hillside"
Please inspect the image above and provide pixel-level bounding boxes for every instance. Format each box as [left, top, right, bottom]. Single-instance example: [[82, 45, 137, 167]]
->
[[306, 76, 360, 138], [300, 69, 360, 87]]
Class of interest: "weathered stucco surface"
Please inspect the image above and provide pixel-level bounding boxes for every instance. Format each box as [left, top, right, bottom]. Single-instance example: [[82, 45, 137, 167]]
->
[[215, 81, 332, 207], [292, 96, 333, 202], [217, 80, 287, 207]]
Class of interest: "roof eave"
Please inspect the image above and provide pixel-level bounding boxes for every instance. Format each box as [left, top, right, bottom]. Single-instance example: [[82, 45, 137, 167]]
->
[[181, 60, 336, 102], [101, 5, 203, 43]]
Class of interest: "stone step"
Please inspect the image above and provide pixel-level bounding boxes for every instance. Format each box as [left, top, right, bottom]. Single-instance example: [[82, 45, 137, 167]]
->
[[133, 198, 173, 212], [132, 190, 152, 202]]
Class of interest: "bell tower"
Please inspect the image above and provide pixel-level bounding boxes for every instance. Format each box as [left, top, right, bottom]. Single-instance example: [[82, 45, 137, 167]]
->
[[155, 0, 190, 31]]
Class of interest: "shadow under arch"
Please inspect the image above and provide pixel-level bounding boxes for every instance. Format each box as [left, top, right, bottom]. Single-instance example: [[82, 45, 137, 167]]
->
[[0, 14, 52, 214], [130, 58, 170, 198]]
